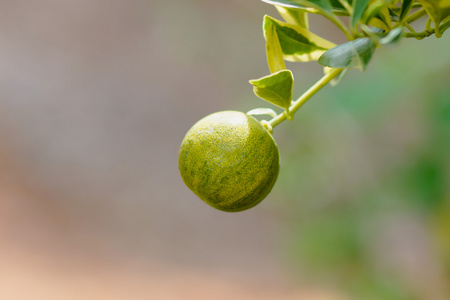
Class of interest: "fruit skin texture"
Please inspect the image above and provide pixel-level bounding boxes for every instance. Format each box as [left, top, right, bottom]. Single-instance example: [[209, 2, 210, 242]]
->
[[179, 110, 279, 212]]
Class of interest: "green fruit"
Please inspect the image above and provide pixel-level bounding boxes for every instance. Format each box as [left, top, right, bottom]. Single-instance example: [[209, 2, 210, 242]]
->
[[179, 110, 280, 212]]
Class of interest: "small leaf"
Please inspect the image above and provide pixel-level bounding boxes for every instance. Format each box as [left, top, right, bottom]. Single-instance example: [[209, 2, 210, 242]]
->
[[417, 0, 450, 37], [362, 0, 395, 29], [379, 27, 404, 45], [378, 6, 393, 29], [262, 0, 351, 40], [262, 0, 332, 12], [266, 23, 287, 73], [276, 5, 309, 29], [368, 16, 390, 31], [249, 70, 294, 116], [263, 0, 352, 12], [388, 8, 400, 22], [261, 0, 307, 9], [318, 38, 376, 71], [247, 108, 279, 118], [263, 15, 336, 62], [399, 0, 413, 22], [352, 0, 371, 31], [333, 0, 352, 11], [362, 26, 384, 34], [300, 0, 333, 11], [336, 0, 353, 13]]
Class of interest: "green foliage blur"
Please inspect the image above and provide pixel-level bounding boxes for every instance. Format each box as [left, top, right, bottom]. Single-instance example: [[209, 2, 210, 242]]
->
[[264, 35, 450, 299]]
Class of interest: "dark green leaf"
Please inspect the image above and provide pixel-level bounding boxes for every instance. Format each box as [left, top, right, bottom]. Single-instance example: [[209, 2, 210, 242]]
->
[[399, 0, 413, 21], [352, 0, 371, 30], [388, 7, 400, 22], [318, 38, 376, 70], [249, 70, 294, 115], [332, 0, 352, 11]]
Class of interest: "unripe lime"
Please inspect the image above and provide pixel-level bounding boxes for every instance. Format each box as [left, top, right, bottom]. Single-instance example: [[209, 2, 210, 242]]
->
[[179, 111, 279, 212]]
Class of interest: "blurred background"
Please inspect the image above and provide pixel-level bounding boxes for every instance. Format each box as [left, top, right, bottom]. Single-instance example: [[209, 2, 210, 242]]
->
[[0, 0, 449, 299]]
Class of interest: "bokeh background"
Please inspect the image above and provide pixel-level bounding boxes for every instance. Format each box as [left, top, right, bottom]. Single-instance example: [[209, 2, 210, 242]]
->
[[0, 1, 449, 299]]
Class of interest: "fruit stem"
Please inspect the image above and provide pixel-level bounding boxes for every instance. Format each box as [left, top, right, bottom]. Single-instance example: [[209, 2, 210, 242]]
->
[[268, 68, 343, 129]]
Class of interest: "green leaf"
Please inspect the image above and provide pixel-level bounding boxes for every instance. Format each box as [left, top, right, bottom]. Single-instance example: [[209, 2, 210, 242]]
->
[[300, 0, 333, 11], [399, 0, 413, 22], [362, 0, 395, 30], [368, 18, 388, 31], [336, 0, 353, 13], [379, 27, 404, 45], [261, 0, 307, 9], [440, 18, 450, 35], [352, 0, 371, 30], [318, 38, 376, 71], [379, 6, 394, 28], [247, 108, 279, 118], [263, 15, 336, 62], [266, 23, 287, 73], [333, 0, 352, 11], [261, 0, 352, 14], [417, 0, 450, 37], [275, 5, 309, 29], [388, 7, 400, 22], [262, 0, 352, 39], [262, 0, 332, 12], [249, 70, 294, 116]]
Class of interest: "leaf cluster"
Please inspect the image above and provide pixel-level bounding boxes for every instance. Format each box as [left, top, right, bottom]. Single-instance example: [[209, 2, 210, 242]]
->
[[250, 0, 450, 114]]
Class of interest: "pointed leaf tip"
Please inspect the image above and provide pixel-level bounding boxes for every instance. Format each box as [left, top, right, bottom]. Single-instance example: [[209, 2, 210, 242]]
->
[[250, 70, 294, 115]]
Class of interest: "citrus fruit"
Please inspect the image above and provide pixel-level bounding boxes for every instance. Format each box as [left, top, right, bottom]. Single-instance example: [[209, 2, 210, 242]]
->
[[179, 110, 279, 212]]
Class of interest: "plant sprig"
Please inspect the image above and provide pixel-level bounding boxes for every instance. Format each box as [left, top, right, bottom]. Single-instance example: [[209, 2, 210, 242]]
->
[[250, 0, 450, 129]]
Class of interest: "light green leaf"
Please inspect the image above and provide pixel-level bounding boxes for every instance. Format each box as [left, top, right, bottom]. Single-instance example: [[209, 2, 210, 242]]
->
[[368, 18, 388, 31], [379, 6, 393, 29], [247, 108, 279, 118], [440, 18, 450, 35], [379, 27, 404, 45], [276, 5, 309, 29], [262, 0, 307, 9], [318, 37, 376, 71], [337, 0, 353, 13], [263, 15, 336, 62], [262, 0, 352, 12], [262, 0, 332, 12], [417, 0, 450, 37], [266, 23, 287, 73], [249, 70, 294, 116], [262, 0, 352, 39]]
